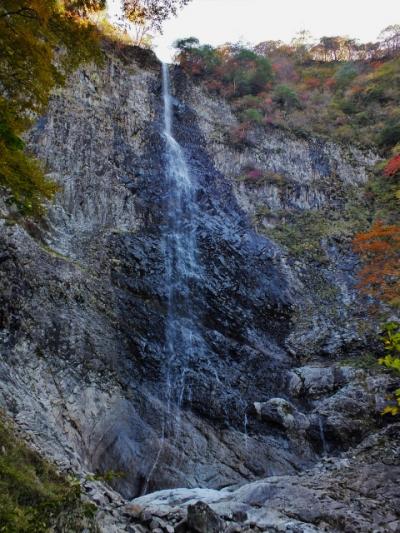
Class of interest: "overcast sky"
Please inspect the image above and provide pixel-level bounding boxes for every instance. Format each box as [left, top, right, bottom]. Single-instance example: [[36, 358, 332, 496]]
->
[[152, 0, 399, 61]]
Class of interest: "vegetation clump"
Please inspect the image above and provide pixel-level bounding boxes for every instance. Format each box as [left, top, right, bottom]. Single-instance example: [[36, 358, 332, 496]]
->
[[0, 414, 97, 531], [379, 322, 400, 415], [236, 166, 287, 187]]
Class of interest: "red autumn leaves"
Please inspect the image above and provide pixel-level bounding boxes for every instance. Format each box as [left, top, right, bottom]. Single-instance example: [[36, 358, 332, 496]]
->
[[384, 154, 400, 177]]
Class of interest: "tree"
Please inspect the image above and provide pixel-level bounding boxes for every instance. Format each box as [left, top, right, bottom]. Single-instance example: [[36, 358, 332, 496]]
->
[[223, 48, 273, 96], [353, 221, 400, 307], [63, 0, 105, 15], [0, 0, 102, 215], [319, 36, 346, 61], [174, 41, 221, 78], [334, 63, 359, 89], [174, 36, 200, 52], [379, 25, 400, 56], [379, 122, 400, 149], [254, 40, 284, 57], [342, 38, 358, 61], [273, 84, 300, 110], [124, 0, 191, 44], [291, 30, 314, 63]]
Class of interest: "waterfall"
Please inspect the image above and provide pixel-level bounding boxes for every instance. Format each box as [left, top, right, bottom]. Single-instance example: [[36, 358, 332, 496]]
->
[[144, 64, 202, 492], [162, 62, 202, 404]]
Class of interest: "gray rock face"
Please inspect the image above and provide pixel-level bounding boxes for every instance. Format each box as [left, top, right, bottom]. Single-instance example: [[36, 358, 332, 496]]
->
[[0, 43, 397, 531], [1, 46, 299, 498], [173, 69, 378, 360], [254, 398, 310, 431]]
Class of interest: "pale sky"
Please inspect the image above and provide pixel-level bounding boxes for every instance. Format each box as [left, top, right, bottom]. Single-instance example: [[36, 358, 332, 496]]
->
[[107, 0, 399, 62]]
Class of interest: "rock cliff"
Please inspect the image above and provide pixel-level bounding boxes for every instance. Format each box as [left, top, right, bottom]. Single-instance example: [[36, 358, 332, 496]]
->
[[0, 44, 398, 531]]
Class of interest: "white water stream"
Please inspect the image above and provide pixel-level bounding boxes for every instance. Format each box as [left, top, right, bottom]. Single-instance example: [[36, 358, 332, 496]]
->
[[144, 64, 203, 492]]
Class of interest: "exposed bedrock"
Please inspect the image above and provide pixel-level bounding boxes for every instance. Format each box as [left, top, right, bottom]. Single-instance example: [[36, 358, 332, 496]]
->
[[0, 44, 396, 529]]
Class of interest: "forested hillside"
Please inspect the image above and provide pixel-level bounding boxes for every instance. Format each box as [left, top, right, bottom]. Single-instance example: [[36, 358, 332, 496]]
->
[[175, 30, 400, 308]]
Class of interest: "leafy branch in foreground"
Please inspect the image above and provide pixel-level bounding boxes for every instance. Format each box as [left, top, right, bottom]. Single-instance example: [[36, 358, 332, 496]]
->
[[0, 0, 102, 217]]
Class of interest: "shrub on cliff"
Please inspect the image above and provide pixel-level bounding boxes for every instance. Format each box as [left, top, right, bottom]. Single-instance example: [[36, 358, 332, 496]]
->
[[378, 322, 400, 416], [273, 84, 301, 110]]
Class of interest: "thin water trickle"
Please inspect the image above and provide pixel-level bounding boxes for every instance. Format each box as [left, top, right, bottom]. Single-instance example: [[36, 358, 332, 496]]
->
[[318, 415, 328, 456], [244, 413, 249, 450]]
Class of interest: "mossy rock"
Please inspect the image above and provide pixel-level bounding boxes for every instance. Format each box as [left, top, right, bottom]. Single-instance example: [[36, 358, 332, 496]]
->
[[0, 414, 98, 532]]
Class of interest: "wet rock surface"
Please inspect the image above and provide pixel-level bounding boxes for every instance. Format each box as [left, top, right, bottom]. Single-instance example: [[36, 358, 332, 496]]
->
[[0, 45, 398, 531]]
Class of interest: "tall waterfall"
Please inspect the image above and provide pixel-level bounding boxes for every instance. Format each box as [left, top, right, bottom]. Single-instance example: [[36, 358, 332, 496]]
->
[[162, 63, 202, 404], [145, 64, 203, 492]]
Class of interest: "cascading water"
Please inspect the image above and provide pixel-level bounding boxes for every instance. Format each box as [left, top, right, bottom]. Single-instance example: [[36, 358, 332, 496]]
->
[[144, 63, 204, 492], [162, 62, 203, 404]]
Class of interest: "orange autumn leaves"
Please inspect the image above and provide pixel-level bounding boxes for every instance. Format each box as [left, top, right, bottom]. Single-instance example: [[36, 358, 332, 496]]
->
[[354, 221, 400, 306], [354, 155, 400, 307]]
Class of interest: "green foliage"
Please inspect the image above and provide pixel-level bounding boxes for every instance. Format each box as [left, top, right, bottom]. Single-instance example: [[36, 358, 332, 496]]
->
[[379, 121, 400, 148], [0, 142, 59, 216], [0, 1, 102, 217], [265, 210, 333, 260], [273, 84, 301, 109], [86, 470, 125, 483], [334, 97, 357, 115], [378, 322, 400, 415], [242, 108, 264, 124], [334, 62, 359, 89], [380, 322, 400, 359], [340, 353, 382, 371], [230, 49, 273, 96], [174, 36, 200, 51], [176, 36, 400, 154], [260, 185, 370, 261], [175, 41, 273, 97], [0, 414, 97, 531]]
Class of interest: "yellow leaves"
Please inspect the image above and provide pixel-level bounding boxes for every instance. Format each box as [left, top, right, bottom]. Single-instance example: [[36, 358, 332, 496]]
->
[[0, 0, 101, 217], [382, 389, 400, 416], [379, 355, 400, 372], [382, 405, 399, 416], [378, 323, 400, 416]]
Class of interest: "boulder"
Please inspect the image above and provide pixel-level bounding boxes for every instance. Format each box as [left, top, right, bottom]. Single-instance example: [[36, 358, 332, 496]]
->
[[254, 398, 310, 431], [186, 502, 224, 533]]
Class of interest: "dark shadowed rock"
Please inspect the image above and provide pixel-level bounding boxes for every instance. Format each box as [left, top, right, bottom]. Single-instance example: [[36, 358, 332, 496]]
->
[[187, 502, 224, 533]]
